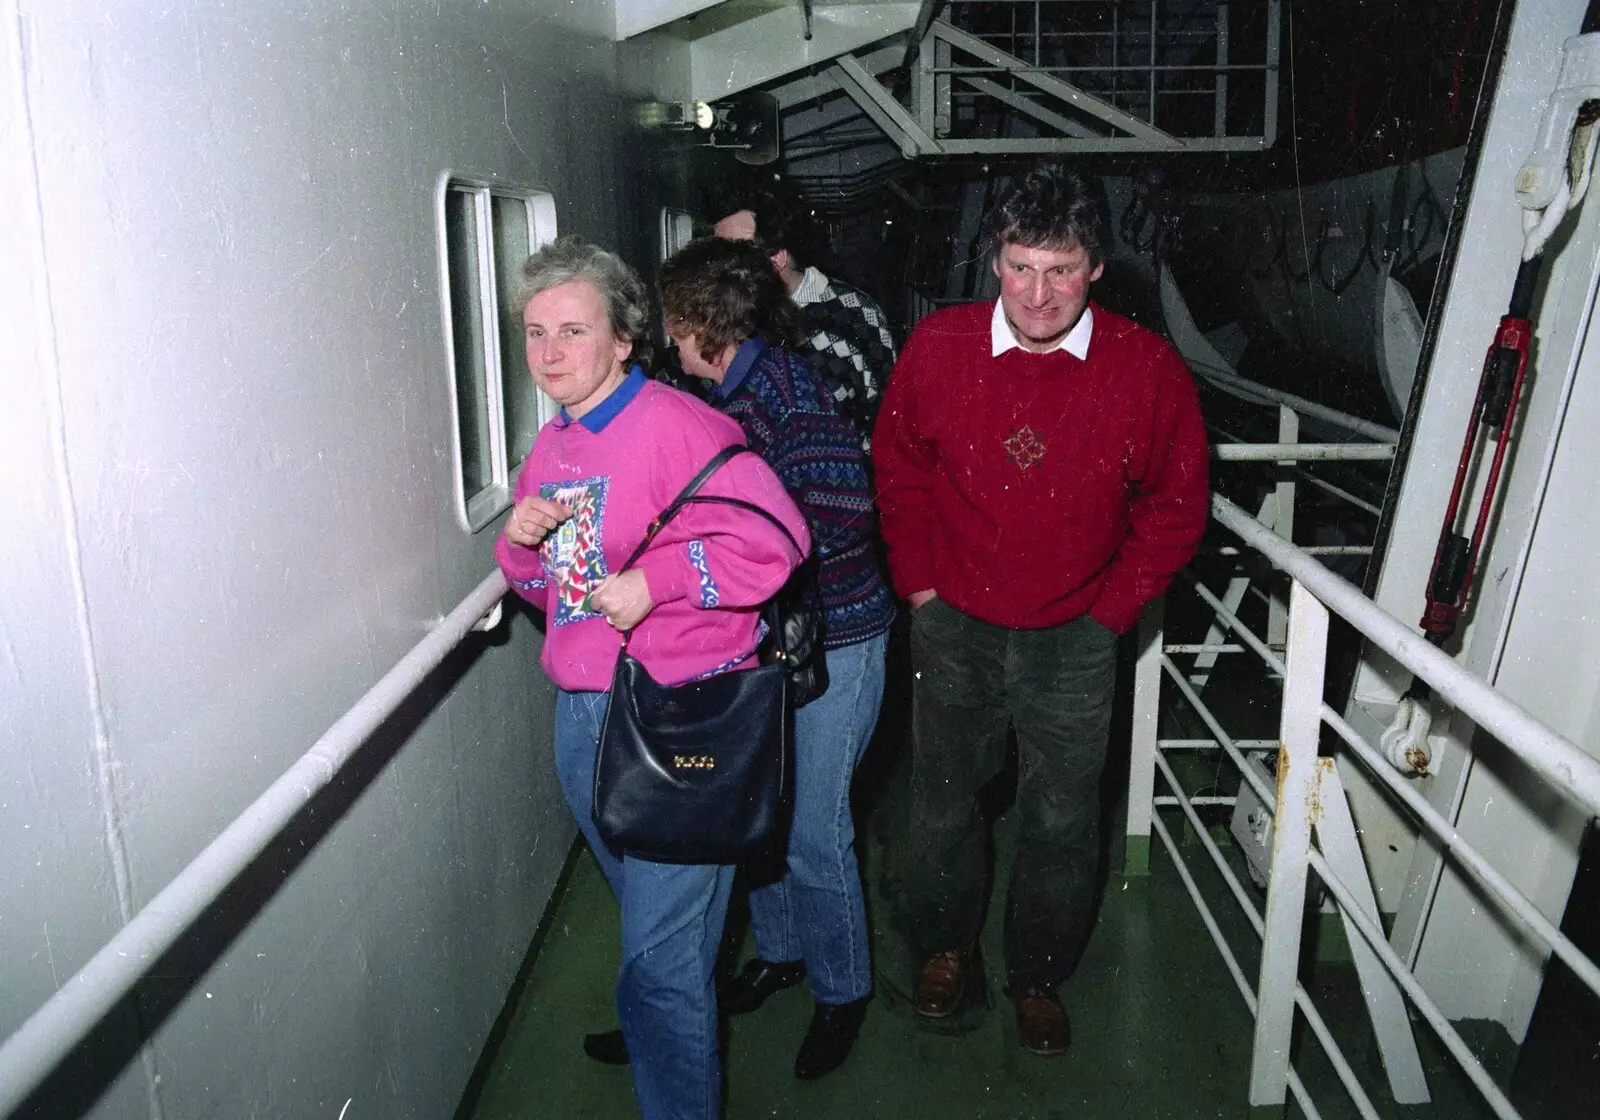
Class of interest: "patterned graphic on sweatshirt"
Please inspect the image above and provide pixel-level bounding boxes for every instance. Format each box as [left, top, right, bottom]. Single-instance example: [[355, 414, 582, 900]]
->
[[539, 477, 609, 625]]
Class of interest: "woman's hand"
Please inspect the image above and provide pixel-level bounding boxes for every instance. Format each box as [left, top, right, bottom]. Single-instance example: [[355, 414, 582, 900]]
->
[[588, 571, 655, 630], [505, 495, 572, 549]]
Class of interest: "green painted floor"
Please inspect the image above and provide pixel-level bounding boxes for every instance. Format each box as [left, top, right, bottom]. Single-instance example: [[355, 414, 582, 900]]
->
[[462, 633, 1599, 1119]]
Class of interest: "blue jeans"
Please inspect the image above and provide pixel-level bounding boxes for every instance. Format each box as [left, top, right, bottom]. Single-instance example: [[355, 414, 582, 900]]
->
[[747, 632, 888, 1005], [555, 690, 736, 1120]]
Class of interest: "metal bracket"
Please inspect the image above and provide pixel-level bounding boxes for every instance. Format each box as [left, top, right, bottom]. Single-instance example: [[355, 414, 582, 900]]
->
[[472, 600, 503, 632]]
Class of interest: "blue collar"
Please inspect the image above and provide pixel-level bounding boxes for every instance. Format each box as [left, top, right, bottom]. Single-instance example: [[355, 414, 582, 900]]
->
[[559, 365, 646, 432], [711, 338, 768, 402]]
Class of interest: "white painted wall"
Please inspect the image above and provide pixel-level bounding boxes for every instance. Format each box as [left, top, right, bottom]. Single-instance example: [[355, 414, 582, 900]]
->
[[0, 1, 685, 1115]]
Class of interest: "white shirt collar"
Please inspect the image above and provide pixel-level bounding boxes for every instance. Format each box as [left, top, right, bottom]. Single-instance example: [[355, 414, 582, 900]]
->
[[791, 265, 828, 306], [990, 299, 1094, 359]]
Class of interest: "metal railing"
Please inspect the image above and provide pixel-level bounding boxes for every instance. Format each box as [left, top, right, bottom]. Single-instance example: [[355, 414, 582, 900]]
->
[[0, 572, 510, 1116], [921, 1, 1281, 152], [1186, 365, 1396, 674], [1126, 491, 1600, 1116]]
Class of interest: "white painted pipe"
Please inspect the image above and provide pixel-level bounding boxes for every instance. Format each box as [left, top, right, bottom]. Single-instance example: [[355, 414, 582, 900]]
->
[[0, 571, 510, 1116], [1193, 364, 1402, 442], [1210, 545, 1375, 556], [1158, 738, 1278, 750], [1214, 442, 1396, 461], [1212, 493, 1600, 815]]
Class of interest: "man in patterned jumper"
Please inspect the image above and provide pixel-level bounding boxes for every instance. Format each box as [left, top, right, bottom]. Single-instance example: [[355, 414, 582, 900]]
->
[[710, 191, 896, 449], [872, 165, 1209, 1057]]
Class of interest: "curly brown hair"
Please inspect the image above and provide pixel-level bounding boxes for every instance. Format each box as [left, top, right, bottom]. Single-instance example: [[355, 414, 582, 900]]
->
[[658, 237, 805, 363]]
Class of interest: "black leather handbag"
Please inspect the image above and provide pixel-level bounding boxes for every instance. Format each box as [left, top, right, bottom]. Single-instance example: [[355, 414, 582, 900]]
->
[[592, 446, 809, 864], [774, 553, 829, 707]]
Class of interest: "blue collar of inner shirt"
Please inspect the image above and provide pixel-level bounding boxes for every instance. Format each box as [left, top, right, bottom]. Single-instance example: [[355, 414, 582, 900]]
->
[[711, 337, 768, 402], [559, 365, 647, 433]]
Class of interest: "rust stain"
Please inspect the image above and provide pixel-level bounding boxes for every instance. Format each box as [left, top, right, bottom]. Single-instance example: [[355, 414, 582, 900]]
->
[[1311, 758, 1333, 824], [1405, 744, 1431, 776]]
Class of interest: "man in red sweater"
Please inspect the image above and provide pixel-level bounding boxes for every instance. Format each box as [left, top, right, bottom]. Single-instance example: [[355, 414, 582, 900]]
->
[[872, 166, 1209, 1056]]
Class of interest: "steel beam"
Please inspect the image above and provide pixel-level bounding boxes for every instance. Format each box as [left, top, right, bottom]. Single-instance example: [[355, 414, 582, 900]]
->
[[929, 17, 1181, 147], [833, 52, 941, 157], [1248, 582, 1328, 1110], [932, 136, 1264, 154], [902, 0, 942, 68], [772, 40, 905, 109], [1125, 597, 1164, 875], [957, 74, 1099, 139], [615, 0, 729, 41], [689, 3, 920, 102], [1316, 761, 1431, 1104]]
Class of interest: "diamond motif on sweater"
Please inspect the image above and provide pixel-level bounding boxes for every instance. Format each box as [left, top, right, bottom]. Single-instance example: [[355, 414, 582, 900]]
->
[[1004, 426, 1048, 470]]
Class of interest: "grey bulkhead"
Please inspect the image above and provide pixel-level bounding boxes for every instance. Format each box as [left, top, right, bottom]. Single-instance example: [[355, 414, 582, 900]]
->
[[0, 2, 684, 1115]]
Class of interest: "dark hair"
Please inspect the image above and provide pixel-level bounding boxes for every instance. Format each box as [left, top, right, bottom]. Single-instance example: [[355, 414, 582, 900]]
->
[[659, 237, 805, 362], [705, 182, 814, 265], [979, 165, 1105, 266]]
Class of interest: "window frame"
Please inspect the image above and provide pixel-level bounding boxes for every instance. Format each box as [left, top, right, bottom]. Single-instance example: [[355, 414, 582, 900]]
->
[[437, 174, 558, 532], [659, 205, 695, 263]]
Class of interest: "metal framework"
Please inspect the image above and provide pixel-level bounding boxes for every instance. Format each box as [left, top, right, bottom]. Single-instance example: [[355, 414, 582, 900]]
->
[[832, 1, 1281, 157]]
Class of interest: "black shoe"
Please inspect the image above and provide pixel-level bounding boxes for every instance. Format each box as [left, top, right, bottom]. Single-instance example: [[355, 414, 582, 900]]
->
[[721, 958, 806, 1016], [794, 998, 869, 1080], [582, 1029, 629, 1065]]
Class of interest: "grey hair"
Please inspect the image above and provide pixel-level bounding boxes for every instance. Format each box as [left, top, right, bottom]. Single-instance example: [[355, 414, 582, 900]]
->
[[511, 235, 655, 370]]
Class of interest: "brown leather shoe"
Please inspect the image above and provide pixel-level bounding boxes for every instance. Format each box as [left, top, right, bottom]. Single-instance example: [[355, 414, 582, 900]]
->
[[913, 948, 977, 1019], [1009, 982, 1070, 1056]]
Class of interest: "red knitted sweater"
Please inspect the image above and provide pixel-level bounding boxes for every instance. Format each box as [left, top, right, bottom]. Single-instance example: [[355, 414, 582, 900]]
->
[[872, 301, 1210, 633]]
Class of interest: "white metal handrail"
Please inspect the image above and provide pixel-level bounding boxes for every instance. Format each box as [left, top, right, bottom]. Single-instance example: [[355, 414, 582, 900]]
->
[[1130, 492, 1600, 1116], [0, 571, 510, 1116], [1193, 364, 1401, 443], [1208, 419, 1388, 513], [1165, 588, 1588, 1119], [1213, 494, 1600, 814], [1186, 573, 1600, 999], [1214, 442, 1395, 461]]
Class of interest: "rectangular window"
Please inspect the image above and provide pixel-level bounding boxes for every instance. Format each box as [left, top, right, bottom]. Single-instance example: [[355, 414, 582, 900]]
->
[[440, 179, 558, 531], [660, 206, 695, 263]]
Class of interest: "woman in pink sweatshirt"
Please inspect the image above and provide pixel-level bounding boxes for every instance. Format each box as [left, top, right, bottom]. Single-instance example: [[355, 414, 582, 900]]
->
[[494, 236, 808, 1120]]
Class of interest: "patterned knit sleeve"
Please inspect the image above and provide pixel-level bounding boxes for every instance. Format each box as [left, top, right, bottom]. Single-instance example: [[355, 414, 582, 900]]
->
[[763, 352, 879, 562], [851, 286, 897, 386], [835, 281, 897, 443], [802, 280, 897, 451]]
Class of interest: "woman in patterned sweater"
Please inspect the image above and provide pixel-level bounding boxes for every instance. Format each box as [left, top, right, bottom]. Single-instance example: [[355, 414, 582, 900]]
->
[[659, 236, 896, 1081]]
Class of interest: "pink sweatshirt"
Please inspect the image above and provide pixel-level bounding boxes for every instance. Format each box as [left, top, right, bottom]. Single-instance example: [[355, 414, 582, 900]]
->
[[495, 374, 811, 692]]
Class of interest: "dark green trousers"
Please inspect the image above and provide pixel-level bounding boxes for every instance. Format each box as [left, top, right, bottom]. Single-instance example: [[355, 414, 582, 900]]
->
[[903, 597, 1118, 988]]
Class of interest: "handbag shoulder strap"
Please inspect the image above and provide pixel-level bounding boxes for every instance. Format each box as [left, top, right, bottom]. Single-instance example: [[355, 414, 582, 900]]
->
[[617, 445, 745, 572], [611, 446, 806, 654], [670, 494, 806, 561]]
